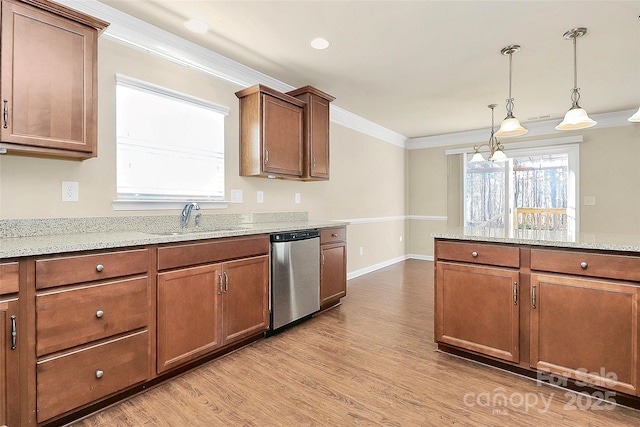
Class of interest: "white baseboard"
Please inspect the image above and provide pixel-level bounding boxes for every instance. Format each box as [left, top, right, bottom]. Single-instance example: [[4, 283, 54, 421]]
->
[[347, 254, 433, 280]]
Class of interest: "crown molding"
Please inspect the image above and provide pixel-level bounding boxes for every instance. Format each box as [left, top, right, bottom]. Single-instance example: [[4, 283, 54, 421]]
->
[[55, 0, 407, 147], [407, 110, 637, 150]]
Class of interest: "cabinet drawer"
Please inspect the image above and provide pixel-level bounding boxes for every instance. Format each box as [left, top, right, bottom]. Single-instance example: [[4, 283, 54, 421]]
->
[[36, 277, 148, 356], [321, 227, 346, 244], [36, 249, 148, 289], [530, 249, 640, 282], [436, 240, 520, 268], [37, 330, 148, 423], [158, 235, 269, 270], [0, 262, 19, 294]]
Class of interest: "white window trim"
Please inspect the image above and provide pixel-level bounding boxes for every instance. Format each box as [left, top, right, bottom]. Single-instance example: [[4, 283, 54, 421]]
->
[[112, 74, 230, 211], [461, 139, 580, 232]]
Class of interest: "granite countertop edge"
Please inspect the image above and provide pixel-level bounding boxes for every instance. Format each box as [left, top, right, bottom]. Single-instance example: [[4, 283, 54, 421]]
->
[[1, 220, 348, 258], [432, 230, 640, 253]]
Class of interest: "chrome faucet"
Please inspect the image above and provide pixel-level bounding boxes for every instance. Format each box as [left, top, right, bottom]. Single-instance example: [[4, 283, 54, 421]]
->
[[180, 202, 200, 228]]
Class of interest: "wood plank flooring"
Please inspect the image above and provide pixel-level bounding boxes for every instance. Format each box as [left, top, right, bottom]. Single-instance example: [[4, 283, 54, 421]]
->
[[72, 260, 640, 426]]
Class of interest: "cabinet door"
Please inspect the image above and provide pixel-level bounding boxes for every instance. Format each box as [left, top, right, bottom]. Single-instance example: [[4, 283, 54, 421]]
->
[[530, 273, 640, 395], [307, 96, 331, 179], [320, 243, 346, 308], [262, 94, 303, 177], [0, 298, 20, 427], [436, 262, 520, 362], [222, 256, 269, 344], [157, 264, 222, 373], [0, 0, 97, 156]]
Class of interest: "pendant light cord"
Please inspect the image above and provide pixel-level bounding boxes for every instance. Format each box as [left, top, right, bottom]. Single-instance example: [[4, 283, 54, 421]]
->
[[505, 52, 514, 116], [570, 32, 581, 107]]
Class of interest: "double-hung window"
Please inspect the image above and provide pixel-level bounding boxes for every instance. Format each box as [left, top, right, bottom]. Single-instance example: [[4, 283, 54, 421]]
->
[[114, 74, 229, 209]]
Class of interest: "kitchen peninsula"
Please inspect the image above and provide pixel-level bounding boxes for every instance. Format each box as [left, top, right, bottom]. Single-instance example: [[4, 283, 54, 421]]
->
[[433, 228, 640, 404]]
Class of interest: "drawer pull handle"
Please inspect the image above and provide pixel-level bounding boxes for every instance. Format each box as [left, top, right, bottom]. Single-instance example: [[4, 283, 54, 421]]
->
[[580, 261, 588, 269], [95, 310, 104, 318], [95, 370, 104, 379], [10, 315, 16, 350], [3, 99, 8, 129], [96, 264, 104, 272], [532, 284, 537, 309], [471, 251, 478, 258]]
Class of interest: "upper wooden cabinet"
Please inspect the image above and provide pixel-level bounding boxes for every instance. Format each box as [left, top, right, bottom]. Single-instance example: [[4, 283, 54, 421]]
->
[[236, 85, 305, 178], [286, 86, 335, 181], [0, 0, 108, 159], [236, 84, 334, 180]]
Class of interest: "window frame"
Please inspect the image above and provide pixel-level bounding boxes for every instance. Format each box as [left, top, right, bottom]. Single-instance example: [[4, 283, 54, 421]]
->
[[112, 74, 230, 211]]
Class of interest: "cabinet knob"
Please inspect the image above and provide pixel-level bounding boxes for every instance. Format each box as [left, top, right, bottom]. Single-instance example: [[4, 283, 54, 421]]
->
[[580, 261, 588, 269], [331, 233, 338, 237], [96, 264, 104, 272], [471, 251, 478, 258], [96, 310, 104, 318], [95, 370, 104, 379]]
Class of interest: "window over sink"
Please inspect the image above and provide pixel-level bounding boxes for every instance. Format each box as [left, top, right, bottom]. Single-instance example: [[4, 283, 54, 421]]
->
[[114, 74, 229, 210]]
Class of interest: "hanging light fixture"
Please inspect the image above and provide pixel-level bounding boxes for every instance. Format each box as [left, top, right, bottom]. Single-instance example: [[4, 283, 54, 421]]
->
[[495, 45, 528, 137], [556, 28, 597, 130], [470, 104, 508, 162]]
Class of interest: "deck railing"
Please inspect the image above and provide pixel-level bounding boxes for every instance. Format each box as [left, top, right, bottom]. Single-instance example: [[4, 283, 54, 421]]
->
[[514, 207, 567, 231]]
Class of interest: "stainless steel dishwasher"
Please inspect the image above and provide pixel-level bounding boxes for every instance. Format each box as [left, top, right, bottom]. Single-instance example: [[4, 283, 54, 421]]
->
[[269, 230, 320, 333]]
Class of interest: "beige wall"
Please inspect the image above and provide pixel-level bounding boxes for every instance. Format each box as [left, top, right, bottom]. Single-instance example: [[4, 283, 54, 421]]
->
[[0, 39, 407, 274], [407, 123, 640, 258], [1, 38, 637, 269]]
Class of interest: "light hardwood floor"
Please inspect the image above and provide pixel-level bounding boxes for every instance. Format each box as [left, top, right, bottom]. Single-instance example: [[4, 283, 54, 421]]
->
[[73, 260, 640, 426]]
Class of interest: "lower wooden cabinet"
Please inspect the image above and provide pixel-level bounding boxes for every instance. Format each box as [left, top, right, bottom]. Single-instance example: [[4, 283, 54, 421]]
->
[[435, 238, 640, 399], [530, 273, 640, 396], [36, 331, 148, 423], [0, 297, 20, 427], [435, 261, 520, 363], [157, 264, 222, 373], [157, 255, 269, 374], [320, 227, 347, 309]]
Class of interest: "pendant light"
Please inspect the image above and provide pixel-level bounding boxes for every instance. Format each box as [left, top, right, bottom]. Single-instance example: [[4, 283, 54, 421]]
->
[[470, 104, 508, 162], [495, 45, 528, 137], [556, 28, 597, 130]]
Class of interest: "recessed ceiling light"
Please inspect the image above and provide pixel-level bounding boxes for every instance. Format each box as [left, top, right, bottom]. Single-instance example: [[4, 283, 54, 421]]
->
[[184, 18, 210, 34], [310, 37, 330, 50]]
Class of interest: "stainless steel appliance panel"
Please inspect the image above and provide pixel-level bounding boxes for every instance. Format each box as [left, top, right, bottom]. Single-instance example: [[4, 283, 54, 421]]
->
[[270, 231, 320, 331]]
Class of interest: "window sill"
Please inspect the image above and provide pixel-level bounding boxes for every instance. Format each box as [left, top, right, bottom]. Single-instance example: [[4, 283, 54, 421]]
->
[[112, 199, 230, 211]]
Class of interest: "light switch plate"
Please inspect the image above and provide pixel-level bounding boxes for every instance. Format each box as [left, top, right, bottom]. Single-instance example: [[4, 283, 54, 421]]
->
[[295, 192, 301, 204], [257, 191, 264, 203], [584, 196, 596, 206]]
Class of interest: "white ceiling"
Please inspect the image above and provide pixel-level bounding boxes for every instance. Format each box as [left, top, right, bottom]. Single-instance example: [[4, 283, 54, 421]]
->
[[97, 0, 640, 139]]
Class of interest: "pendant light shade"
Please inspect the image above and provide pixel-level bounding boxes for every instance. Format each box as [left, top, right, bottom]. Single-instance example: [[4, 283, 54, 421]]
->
[[556, 28, 597, 131], [629, 107, 640, 123], [495, 45, 528, 138]]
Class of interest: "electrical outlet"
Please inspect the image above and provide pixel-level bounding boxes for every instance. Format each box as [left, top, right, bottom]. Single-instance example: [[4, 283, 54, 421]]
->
[[400, 235, 403, 242], [584, 196, 596, 206], [295, 192, 301, 204], [359, 246, 364, 256], [61, 181, 79, 202], [257, 191, 264, 203], [230, 189, 243, 203]]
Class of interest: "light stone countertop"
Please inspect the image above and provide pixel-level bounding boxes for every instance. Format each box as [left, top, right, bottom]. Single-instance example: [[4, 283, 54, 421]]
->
[[0, 213, 348, 258], [433, 227, 640, 253]]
